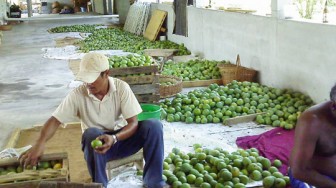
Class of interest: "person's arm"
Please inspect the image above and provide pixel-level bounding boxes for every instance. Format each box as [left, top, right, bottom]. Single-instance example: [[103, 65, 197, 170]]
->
[[290, 112, 336, 188], [19, 116, 61, 167], [95, 115, 138, 154]]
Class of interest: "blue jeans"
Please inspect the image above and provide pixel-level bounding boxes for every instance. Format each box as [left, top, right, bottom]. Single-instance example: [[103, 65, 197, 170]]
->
[[81, 119, 165, 188]]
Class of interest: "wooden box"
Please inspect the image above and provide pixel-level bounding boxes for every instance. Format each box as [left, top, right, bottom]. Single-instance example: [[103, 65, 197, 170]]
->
[[223, 112, 265, 126], [68, 60, 160, 103], [4, 123, 91, 184], [38, 181, 103, 188], [182, 79, 223, 88], [0, 152, 69, 188], [109, 65, 160, 103], [0, 25, 12, 31]]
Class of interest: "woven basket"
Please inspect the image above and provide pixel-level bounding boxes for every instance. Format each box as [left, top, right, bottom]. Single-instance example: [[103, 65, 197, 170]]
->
[[218, 55, 257, 84], [217, 61, 239, 85], [0, 25, 12, 31], [159, 75, 182, 98]]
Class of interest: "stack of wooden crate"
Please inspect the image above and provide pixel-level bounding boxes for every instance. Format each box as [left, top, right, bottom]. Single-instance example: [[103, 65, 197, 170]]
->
[[68, 58, 160, 104], [109, 65, 160, 104]]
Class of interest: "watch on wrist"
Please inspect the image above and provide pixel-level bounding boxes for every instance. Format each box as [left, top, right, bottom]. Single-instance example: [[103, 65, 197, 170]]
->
[[112, 135, 118, 144]]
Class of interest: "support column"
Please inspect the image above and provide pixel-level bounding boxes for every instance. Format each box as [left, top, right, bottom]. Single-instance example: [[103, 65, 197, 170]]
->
[[0, 0, 6, 23], [107, 0, 113, 14], [271, 0, 289, 19], [115, 0, 130, 24], [27, 0, 32, 17]]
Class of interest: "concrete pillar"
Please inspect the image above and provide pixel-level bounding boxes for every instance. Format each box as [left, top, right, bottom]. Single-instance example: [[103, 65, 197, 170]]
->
[[0, 0, 6, 23], [271, 0, 289, 19], [27, 0, 32, 17], [107, 0, 113, 14], [115, 0, 130, 24]]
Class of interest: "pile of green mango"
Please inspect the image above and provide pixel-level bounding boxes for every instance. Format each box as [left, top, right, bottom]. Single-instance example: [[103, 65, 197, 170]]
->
[[49, 25, 191, 55], [162, 59, 230, 81]]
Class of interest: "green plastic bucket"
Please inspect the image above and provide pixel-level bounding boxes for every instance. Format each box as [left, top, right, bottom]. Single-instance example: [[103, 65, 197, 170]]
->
[[137, 104, 161, 121]]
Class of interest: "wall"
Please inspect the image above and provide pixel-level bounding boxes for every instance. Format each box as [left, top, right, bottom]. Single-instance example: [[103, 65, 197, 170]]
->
[[152, 3, 336, 103]]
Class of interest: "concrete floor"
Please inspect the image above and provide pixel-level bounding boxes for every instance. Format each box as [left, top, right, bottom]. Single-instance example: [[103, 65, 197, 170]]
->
[[0, 17, 275, 187], [0, 17, 117, 149]]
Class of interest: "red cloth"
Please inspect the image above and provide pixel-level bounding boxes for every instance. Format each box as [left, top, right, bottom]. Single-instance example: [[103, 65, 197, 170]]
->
[[236, 127, 295, 175]]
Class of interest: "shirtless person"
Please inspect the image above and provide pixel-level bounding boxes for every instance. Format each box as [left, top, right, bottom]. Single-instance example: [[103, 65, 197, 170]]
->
[[289, 83, 336, 188]]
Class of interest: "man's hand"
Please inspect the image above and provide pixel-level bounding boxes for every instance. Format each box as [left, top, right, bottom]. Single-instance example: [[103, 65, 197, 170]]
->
[[94, 134, 114, 154], [19, 143, 45, 168]]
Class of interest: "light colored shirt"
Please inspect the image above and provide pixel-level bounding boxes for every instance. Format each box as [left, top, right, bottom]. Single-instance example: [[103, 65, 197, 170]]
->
[[52, 77, 142, 131]]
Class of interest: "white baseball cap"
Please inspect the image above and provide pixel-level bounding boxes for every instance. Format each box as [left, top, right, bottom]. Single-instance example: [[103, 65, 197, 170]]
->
[[76, 52, 109, 83]]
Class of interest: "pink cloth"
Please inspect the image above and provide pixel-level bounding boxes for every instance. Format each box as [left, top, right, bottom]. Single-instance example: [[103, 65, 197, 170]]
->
[[236, 127, 295, 175]]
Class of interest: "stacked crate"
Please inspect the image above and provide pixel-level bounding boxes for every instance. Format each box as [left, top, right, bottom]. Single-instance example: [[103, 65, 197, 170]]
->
[[68, 57, 160, 103], [109, 65, 160, 103]]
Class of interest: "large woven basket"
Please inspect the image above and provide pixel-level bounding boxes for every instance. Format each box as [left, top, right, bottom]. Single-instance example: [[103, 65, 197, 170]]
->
[[159, 75, 182, 98], [0, 25, 12, 31], [218, 55, 257, 84]]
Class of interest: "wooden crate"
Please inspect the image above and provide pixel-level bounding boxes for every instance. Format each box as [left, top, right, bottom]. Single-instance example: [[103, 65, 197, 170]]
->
[[143, 49, 177, 71], [143, 49, 177, 58], [38, 181, 103, 188], [109, 65, 160, 103], [182, 79, 223, 88], [68, 60, 160, 103], [0, 152, 69, 188], [4, 123, 91, 184], [54, 37, 82, 47], [0, 25, 12, 31], [223, 113, 265, 126]]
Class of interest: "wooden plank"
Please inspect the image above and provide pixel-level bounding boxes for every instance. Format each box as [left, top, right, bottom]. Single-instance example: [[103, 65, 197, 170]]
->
[[0, 170, 67, 184], [54, 37, 82, 48], [223, 113, 265, 126], [118, 75, 154, 85], [143, 49, 177, 57], [130, 84, 159, 95], [182, 79, 223, 88], [109, 65, 159, 76], [0, 25, 12, 31], [1, 177, 67, 188], [38, 181, 57, 188], [41, 152, 68, 161], [0, 152, 68, 167], [153, 74, 159, 84], [55, 181, 83, 188], [83, 183, 103, 188], [135, 94, 160, 103], [223, 7, 257, 13], [38, 181, 103, 188], [4, 128, 21, 149], [143, 10, 167, 41]]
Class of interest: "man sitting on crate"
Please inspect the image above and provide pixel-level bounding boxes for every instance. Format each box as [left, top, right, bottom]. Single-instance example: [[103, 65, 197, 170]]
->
[[289, 83, 336, 187], [19, 52, 166, 188]]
